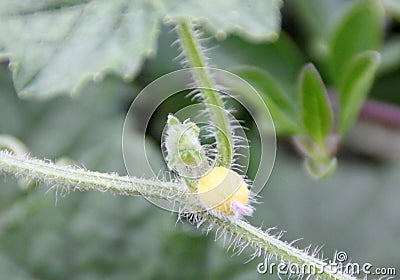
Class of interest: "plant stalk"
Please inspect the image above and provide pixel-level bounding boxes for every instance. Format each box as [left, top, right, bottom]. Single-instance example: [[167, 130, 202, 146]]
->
[[175, 19, 233, 167]]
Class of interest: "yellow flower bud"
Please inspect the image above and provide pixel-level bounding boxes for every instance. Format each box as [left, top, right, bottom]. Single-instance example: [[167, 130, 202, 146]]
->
[[197, 166, 253, 219]]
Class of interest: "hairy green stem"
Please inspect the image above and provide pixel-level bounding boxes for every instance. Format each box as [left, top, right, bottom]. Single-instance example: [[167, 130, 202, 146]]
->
[[218, 219, 354, 280], [0, 150, 186, 200], [0, 151, 355, 280], [175, 19, 233, 167]]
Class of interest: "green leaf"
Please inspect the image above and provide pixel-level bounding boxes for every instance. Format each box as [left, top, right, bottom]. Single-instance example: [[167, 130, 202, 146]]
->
[[233, 66, 302, 135], [211, 32, 306, 92], [327, 0, 383, 84], [305, 156, 337, 180], [338, 51, 381, 135], [299, 64, 332, 145], [287, 0, 350, 59], [0, 0, 282, 99], [0, 1, 161, 99], [163, 0, 282, 42]]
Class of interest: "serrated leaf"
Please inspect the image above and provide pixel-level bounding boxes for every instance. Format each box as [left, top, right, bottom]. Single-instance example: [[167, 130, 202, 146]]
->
[[0, 0, 161, 99], [162, 0, 282, 42], [338, 51, 381, 134], [0, 0, 282, 99], [299, 64, 332, 145], [233, 66, 302, 135], [328, 0, 383, 84]]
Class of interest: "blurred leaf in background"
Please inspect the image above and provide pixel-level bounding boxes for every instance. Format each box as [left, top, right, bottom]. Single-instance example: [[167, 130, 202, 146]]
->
[[299, 64, 332, 144], [0, 0, 281, 98], [231, 66, 302, 135], [326, 0, 383, 85], [0, 0, 400, 279], [337, 51, 381, 134]]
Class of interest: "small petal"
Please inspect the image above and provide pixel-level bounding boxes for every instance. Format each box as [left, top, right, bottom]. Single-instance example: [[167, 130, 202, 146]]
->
[[230, 200, 254, 219]]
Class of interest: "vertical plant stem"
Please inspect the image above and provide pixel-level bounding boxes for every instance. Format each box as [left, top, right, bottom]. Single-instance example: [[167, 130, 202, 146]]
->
[[175, 19, 233, 167]]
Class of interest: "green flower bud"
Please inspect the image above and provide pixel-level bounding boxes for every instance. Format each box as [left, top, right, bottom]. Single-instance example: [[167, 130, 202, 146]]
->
[[164, 114, 208, 178]]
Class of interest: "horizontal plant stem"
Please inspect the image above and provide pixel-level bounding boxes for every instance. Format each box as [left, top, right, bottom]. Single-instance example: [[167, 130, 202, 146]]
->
[[0, 151, 355, 280], [175, 19, 232, 167], [0, 150, 186, 200], [213, 219, 354, 280]]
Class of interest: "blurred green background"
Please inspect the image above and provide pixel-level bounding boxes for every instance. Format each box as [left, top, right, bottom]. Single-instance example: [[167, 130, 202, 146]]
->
[[1, 1, 400, 279]]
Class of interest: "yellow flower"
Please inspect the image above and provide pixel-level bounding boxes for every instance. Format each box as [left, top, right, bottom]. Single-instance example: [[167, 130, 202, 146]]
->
[[197, 166, 253, 219]]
